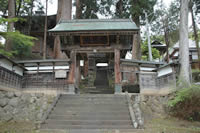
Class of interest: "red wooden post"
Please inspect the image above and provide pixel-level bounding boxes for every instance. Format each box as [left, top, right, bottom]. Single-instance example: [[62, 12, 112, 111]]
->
[[68, 50, 76, 94], [84, 59, 88, 77], [114, 49, 122, 93]]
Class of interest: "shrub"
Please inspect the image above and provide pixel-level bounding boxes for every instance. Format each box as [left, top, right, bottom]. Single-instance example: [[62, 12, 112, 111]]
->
[[192, 69, 200, 82], [168, 85, 200, 121], [122, 84, 140, 93]]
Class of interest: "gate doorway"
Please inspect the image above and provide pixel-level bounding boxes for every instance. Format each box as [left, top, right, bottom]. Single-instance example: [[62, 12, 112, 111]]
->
[[79, 53, 114, 94]]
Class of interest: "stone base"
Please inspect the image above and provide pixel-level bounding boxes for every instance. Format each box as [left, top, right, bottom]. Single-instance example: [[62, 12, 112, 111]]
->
[[140, 88, 175, 96], [114, 84, 122, 94], [68, 84, 75, 94]]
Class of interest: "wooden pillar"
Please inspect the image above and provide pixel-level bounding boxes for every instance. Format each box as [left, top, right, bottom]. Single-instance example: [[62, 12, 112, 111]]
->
[[84, 58, 88, 77], [75, 59, 81, 87], [68, 50, 76, 94], [37, 63, 40, 80], [52, 62, 55, 81], [132, 34, 138, 60], [114, 49, 122, 93]]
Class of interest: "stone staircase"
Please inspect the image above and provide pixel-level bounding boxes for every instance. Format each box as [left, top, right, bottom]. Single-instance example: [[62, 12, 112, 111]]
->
[[40, 94, 136, 131]]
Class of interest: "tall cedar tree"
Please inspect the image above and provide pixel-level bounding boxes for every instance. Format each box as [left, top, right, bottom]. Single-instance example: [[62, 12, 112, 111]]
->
[[189, 0, 200, 69], [114, 0, 157, 59], [179, 0, 191, 86], [53, 0, 72, 59], [6, 0, 15, 51]]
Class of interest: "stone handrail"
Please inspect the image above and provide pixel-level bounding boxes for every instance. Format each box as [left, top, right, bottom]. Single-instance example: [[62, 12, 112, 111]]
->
[[40, 94, 61, 124], [125, 91, 138, 128]]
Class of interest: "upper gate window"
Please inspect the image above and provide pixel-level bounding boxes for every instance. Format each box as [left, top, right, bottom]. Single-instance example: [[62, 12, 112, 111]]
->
[[80, 35, 109, 47]]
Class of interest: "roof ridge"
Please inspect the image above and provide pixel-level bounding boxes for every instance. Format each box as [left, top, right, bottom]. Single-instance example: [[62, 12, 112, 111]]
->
[[60, 19, 132, 23]]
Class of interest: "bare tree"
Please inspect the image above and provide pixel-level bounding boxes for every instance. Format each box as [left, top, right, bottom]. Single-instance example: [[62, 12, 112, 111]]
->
[[179, 0, 191, 86]]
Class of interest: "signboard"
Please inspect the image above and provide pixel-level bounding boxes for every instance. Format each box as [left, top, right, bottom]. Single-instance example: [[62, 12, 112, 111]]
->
[[55, 70, 67, 78], [157, 66, 173, 77]]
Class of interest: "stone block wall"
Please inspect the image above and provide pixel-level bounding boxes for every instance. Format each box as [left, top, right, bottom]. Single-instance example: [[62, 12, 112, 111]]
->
[[140, 95, 169, 117], [0, 90, 55, 122], [139, 72, 176, 95]]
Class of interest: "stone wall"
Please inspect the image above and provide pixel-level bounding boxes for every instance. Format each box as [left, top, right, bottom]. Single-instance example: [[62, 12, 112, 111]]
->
[[139, 72, 176, 95], [139, 94, 169, 117], [0, 90, 55, 122]]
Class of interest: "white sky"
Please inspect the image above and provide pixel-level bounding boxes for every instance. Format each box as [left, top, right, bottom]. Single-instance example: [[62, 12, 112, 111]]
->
[[44, 0, 173, 16]]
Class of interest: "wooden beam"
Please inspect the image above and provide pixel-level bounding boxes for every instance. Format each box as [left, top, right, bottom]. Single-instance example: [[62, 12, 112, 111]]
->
[[50, 31, 139, 36]]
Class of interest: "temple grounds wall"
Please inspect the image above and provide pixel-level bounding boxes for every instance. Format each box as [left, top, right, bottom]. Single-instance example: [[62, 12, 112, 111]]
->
[[0, 90, 55, 122]]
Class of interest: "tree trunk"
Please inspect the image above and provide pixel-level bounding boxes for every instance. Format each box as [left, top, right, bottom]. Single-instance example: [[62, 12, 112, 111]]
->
[[53, 0, 72, 59], [43, 0, 48, 59], [28, 0, 34, 35], [16, 0, 22, 16], [190, 7, 200, 69], [132, 34, 138, 59], [132, 16, 141, 60], [179, 0, 191, 86], [76, 0, 82, 19], [164, 23, 170, 63], [6, 0, 15, 51], [61, 0, 72, 20], [116, 0, 123, 18]]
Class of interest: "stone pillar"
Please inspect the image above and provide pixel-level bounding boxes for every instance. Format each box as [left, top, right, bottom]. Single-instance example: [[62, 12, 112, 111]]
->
[[114, 49, 122, 93], [68, 50, 76, 94]]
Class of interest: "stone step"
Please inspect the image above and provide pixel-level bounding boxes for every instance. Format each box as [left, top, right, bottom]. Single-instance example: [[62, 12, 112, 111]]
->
[[41, 94, 134, 130], [82, 90, 114, 94], [48, 114, 131, 121], [40, 129, 142, 133], [60, 94, 125, 98], [59, 96, 126, 100], [59, 98, 126, 101], [57, 99, 127, 104], [54, 105, 129, 111], [53, 108, 129, 113], [41, 124, 134, 129], [55, 103, 127, 107], [51, 110, 130, 115], [45, 120, 132, 125]]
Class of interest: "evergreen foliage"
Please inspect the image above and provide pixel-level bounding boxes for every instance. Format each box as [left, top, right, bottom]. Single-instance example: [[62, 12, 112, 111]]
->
[[0, 18, 37, 58], [192, 69, 200, 82], [0, 0, 44, 16], [151, 0, 180, 47], [141, 39, 160, 60], [168, 85, 200, 121]]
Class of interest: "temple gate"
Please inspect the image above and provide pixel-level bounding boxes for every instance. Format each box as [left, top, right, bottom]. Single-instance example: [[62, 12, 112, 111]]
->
[[49, 19, 139, 94]]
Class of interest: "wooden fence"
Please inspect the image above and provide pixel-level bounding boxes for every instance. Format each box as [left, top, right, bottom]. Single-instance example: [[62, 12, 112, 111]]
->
[[0, 66, 22, 89], [22, 72, 69, 93]]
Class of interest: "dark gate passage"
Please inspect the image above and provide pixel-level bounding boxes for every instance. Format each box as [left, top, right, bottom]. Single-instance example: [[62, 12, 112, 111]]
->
[[94, 66, 113, 94], [95, 67, 109, 87]]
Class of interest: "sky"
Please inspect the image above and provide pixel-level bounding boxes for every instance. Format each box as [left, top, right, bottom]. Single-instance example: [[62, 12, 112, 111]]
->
[[44, 0, 173, 16], [43, 0, 194, 27]]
